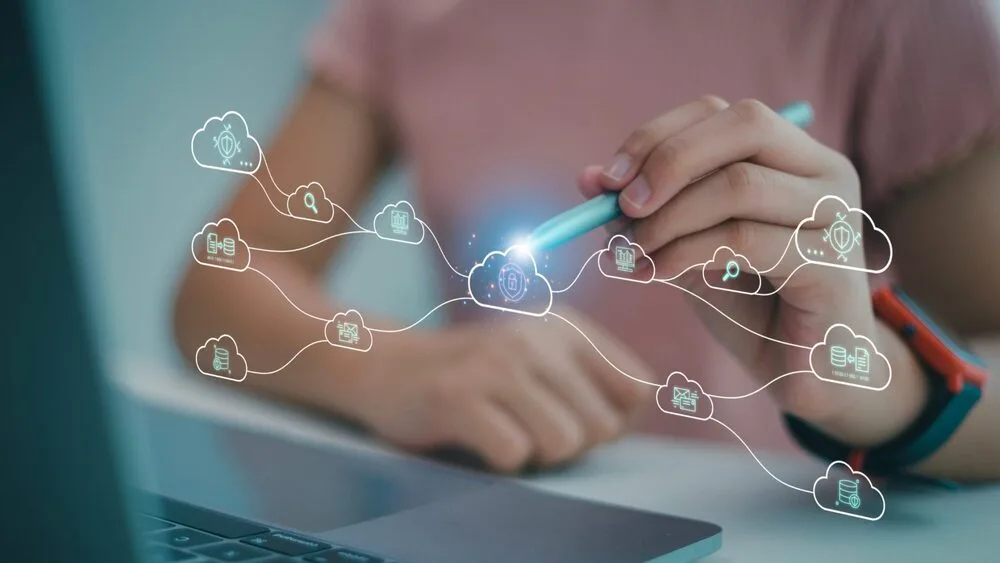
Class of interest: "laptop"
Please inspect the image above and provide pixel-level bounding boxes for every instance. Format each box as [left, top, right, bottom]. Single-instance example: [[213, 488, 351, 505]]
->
[[1, 1, 721, 561]]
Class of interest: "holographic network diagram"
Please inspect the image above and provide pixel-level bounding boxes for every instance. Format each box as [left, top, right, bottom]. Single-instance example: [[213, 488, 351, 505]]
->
[[189, 110, 893, 523]]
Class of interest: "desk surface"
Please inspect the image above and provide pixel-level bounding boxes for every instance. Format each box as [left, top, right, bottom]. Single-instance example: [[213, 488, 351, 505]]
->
[[114, 357, 1000, 563]]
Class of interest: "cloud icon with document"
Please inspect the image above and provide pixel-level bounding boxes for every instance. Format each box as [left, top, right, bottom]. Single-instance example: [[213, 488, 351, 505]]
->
[[810, 324, 891, 391], [655, 371, 714, 421], [195, 334, 248, 383], [813, 461, 885, 521], [191, 111, 262, 175], [324, 309, 374, 352], [191, 218, 251, 272]]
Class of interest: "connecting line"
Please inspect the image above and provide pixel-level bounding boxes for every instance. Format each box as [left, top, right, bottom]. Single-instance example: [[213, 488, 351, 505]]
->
[[369, 297, 472, 333], [653, 261, 708, 283], [332, 202, 373, 233], [259, 153, 290, 197], [758, 233, 795, 274], [250, 174, 294, 217], [552, 250, 601, 294], [706, 370, 814, 400], [247, 339, 326, 376], [710, 417, 812, 494], [247, 230, 373, 253], [247, 267, 331, 323], [546, 311, 660, 388], [755, 263, 808, 297], [420, 220, 469, 279], [656, 279, 811, 350]]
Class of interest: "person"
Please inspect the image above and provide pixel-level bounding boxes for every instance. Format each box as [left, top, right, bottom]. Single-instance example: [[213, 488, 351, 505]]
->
[[175, 0, 1000, 480]]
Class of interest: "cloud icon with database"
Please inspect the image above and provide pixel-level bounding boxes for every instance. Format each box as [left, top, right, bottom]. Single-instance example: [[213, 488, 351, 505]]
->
[[810, 324, 891, 391], [702, 246, 763, 295], [324, 310, 374, 352], [468, 245, 553, 317], [196, 334, 248, 383], [191, 111, 262, 175], [598, 235, 655, 283], [191, 218, 251, 272], [372, 200, 425, 245], [794, 195, 892, 274], [813, 461, 885, 521], [286, 182, 334, 223], [655, 371, 714, 421]]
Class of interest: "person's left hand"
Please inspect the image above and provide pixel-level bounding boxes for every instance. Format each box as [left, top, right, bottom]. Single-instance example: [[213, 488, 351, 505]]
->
[[578, 96, 905, 443]]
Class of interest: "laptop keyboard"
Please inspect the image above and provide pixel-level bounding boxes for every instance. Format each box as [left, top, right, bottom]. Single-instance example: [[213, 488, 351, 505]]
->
[[141, 496, 394, 563]]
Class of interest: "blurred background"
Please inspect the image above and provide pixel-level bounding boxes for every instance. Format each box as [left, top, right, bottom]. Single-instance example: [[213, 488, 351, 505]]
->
[[31, 0, 440, 370]]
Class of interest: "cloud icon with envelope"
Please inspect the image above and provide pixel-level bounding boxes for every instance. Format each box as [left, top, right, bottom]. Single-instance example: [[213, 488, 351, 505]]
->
[[373, 200, 426, 245], [598, 235, 655, 283], [195, 334, 248, 383], [191, 111, 262, 175], [324, 309, 374, 352], [286, 182, 334, 223], [794, 195, 893, 274], [655, 371, 714, 421], [813, 461, 886, 521], [702, 246, 763, 295]]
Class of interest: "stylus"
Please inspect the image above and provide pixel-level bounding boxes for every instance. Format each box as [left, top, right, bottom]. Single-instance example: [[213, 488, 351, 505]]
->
[[529, 101, 814, 251]]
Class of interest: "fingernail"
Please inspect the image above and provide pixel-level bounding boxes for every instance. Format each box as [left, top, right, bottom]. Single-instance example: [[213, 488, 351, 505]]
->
[[602, 154, 631, 182], [621, 176, 651, 209]]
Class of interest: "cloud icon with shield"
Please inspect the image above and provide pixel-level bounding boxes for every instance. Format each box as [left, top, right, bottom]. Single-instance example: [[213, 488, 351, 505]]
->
[[468, 245, 553, 317], [373, 200, 426, 245], [191, 111, 262, 174], [810, 324, 891, 391], [196, 334, 248, 383], [794, 195, 892, 274], [702, 246, 763, 295], [287, 182, 334, 223], [598, 234, 655, 283], [191, 218, 251, 272], [324, 309, 374, 352], [655, 371, 714, 421], [813, 460, 885, 521]]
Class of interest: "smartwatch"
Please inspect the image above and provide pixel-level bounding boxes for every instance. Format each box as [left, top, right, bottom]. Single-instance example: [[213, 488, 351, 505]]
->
[[786, 286, 989, 475]]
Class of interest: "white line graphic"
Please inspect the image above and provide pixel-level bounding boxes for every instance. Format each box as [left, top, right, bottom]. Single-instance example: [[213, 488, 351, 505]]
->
[[710, 417, 812, 494], [547, 311, 659, 387], [246, 339, 326, 375], [247, 267, 330, 323], [552, 250, 601, 294], [369, 297, 472, 333], [421, 219, 469, 278], [247, 230, 372, 253], [706, 370, 814, 400]]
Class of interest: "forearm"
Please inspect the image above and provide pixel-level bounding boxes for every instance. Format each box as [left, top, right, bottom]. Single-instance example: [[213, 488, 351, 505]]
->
[[173, 251, 386, 422]]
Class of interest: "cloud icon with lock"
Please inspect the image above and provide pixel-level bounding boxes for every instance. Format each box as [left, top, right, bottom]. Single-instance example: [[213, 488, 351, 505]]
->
[[468, 245, 553, 317]]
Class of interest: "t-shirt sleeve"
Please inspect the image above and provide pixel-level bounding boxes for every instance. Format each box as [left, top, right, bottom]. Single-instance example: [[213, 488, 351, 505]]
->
[[853, 0, 1000, 207], [306, 0, 389, 102]]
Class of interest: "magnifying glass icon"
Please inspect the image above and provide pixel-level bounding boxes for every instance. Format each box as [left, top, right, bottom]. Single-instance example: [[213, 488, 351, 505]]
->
[[303, 192, 318, 215], [721, 260, 740, 282]]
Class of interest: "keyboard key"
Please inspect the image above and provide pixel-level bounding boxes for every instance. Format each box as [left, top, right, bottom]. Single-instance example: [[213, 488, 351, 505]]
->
[[305, 549, 383, 563], [139, 515, 176, 533], [145, 497, 269, 539], [240, 532, 330, 556], [193, 542, 272, 561], [149, 527, 223, 549], [144, 544, 197, 562]]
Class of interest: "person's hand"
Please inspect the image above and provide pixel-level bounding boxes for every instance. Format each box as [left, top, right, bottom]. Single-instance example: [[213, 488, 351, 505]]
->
[[345, 307, 654, 472], [579, 97, 914, 445]]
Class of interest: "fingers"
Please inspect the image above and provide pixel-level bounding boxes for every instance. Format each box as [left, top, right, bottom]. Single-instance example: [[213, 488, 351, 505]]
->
[[576, 164, 605, 199], [529, 349, 626, 443], [493, 367, 587, 466], [601, 95, 729, 188], [632, 163, 824, 254], [619, 99, 849, 218], [448, 401, 532, 473]]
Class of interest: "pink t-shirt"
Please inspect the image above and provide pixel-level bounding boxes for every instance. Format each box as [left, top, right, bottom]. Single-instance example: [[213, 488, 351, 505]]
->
[[309, 0, 1000, 451]]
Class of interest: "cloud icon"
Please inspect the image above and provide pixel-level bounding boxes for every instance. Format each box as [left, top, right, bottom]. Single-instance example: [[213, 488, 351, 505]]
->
[[372, 200, 426, 245], [468, 245, 553, 317], [810, 324, 891, 391], [324, 309, 374, 352], [286, 182, 334, 223], [598, 235, 655, 283], [702, 246, 763, 295], [195, 334, 249, 383], [191, 111, 262, 175], [813, 461, 885, 521], [191, 218, 251, 272], [655, 371, 714, 421], [794, 195, 893, 274]]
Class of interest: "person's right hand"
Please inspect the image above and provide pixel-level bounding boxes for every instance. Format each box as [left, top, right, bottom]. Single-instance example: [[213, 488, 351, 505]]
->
[[344, 307, 655, 472]]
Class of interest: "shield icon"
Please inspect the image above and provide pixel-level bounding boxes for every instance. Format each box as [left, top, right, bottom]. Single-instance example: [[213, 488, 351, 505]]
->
[[832, 224, 852, 252]]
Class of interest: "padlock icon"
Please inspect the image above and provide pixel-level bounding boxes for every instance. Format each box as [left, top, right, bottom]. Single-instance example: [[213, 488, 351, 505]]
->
[[506, 272, 518, 292]]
